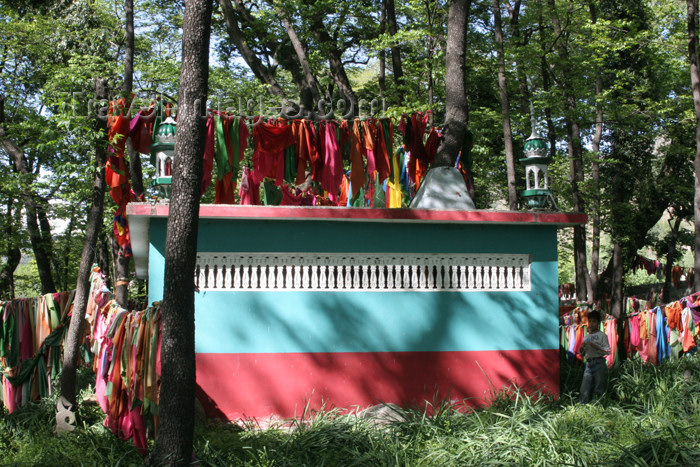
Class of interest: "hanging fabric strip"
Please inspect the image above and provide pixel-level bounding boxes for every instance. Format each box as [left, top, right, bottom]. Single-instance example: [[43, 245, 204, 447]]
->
[[201, 114, 216, 195], [349, 119, 366, 199]]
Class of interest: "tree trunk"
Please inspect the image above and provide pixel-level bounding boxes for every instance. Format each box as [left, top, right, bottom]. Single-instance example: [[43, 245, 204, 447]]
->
[[148, 0, 212, 464], [310, 17, 358, 114], [0, 245, 20, 299], [610, 241, 623, 318], [27, 202, 56, 293], [114, 247, 131, 307], [60, 77, 110, 408], [98, 229, 113, 290], [379, 0, 387, 99], [0, 127, 57, 294], [589, 87, 603, 300], [433, 0, 471, 167], [219, 0, 287, 99], [276, 3, 322, 112], [386, 0, 405, 100], [568, 120, 591, 301], [493, 0, 517, 210], [687, 0, 700, 291], [507, 1, 529, 116], [0, 140, 56, 294], [662, 214, 682, 303], [589, 1, 603, 301], [59, 207, 78, 291], [549, 0, 589, 301], [36, 199, 59, 285], [124, 0, 135, 97], [540, 56, 557, 159], [114, 0, 141, 307], [0, 203, 20, 299], [425, 0, 437, 112], [537, 5, 557, 159]]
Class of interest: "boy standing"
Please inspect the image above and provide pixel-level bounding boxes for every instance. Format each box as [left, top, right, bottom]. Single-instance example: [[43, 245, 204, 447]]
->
[[579, 310, 611, 403]]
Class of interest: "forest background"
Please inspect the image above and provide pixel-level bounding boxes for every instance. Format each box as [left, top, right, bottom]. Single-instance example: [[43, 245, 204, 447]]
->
[[1, 0, 699, 316]]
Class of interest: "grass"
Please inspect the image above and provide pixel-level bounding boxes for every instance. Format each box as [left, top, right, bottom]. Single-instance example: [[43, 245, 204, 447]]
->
[[1, 355, 699, 466]]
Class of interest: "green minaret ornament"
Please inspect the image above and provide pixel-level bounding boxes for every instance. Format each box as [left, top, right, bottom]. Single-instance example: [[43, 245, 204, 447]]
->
[[519, 104, 557, 210], [149, 104, 177, 198]]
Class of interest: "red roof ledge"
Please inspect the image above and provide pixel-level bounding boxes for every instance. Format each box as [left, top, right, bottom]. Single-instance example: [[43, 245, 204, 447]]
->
[[126, 203, 586, 279], [126, 203, 587, 226]]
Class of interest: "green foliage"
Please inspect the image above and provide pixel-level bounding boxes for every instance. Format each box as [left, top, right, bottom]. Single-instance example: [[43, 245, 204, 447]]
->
[[1, 355, 699, 465], [0, 367, 144, 465], [13, 258, 41, 298]]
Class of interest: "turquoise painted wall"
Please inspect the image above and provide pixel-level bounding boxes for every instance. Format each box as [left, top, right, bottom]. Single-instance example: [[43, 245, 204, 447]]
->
[[193, 288, 556, 354], [147, 216, 559, 355]]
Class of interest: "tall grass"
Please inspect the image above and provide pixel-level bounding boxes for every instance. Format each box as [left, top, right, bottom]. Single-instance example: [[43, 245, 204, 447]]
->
[[2, 356, 699, 466]]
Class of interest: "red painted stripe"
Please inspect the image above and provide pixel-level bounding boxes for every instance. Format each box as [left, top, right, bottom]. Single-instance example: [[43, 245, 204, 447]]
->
[[127, 202, 586, 226], [195, 349, 559, 421]]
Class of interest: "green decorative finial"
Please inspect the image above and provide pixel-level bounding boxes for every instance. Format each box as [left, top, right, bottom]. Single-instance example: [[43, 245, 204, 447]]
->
[[519, 95, 556, 210], [524, 100, 547, 158]]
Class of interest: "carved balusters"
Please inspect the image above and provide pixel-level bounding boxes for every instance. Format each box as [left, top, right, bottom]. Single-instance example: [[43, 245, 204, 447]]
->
[[407, 263, 415, 289], [435, 260, 444, 289], [213, 258, 223, 289], [301, 257, 310, 289], [328, 259, 337, 289], [192, 253, 531, 292], [273, 262, 281, 289], [273, 259, 282, 289], [242, 258, 251, 288], [344, 261, 353, 289], [207, 263, 215, 289], [522, 263, 530, 289], [311, 261, 319, 289], [507, 264, 514, 289], [224, 257, 233, 288], [321, 263, 329, 289], [291, 264, 300, 289], [250, 257, 259, 289], [259, 261, 268, 289], [197, 264, 206, 289]]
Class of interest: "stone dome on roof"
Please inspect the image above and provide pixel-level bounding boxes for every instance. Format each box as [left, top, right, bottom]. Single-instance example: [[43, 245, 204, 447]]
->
[[524, 130, 547, 158], [155, 116, 176, 143]]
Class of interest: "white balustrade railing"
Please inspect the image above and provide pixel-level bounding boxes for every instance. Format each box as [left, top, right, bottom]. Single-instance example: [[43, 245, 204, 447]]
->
[[194, 253, 531, 292]]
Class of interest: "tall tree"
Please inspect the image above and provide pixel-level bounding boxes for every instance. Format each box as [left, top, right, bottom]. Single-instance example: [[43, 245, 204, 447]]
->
[[148, 0, 212, 463], [433, 0, 471, 167], [385, 0, 405, 101], [688, 0, 700, 291], [493, 0, 517, 210], [114, 0, 141, 307], [274, 0, 322, 115], [379, 0, 387, 99], [218, 0, 288, 100], [0, 202, 21, 299], [548, 0, 590, 300], [60, 78, 110, 408], [0, 121, 57, 294], [588, 0, 603, 300]]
